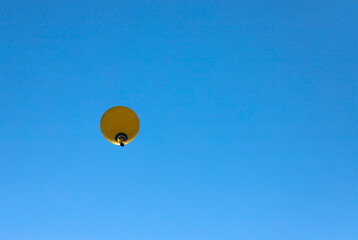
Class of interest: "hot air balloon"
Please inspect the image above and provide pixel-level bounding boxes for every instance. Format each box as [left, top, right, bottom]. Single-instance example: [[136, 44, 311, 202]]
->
[[100, 106, 140, 146]]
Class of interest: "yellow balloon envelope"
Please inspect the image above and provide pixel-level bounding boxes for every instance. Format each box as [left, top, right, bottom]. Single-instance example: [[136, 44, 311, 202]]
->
[[100, 106, 140, 146]]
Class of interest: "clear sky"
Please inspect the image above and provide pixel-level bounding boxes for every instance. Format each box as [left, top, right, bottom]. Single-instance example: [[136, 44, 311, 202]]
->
[[0, 0, 357, 239]]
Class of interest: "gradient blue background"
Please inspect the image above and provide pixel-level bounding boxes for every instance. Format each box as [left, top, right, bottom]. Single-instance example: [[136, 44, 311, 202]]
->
[[1, 0, 357, 239]]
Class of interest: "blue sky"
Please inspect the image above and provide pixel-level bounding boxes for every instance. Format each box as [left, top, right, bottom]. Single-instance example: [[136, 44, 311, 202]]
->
[[0, 0, 357, 239]]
